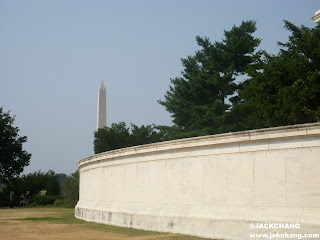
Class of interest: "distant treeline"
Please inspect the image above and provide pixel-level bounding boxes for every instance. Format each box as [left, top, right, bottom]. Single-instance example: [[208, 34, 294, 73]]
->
[[0, 170, 79, 208]]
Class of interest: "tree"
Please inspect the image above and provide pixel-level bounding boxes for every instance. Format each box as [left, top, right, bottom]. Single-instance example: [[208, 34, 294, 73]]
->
[[56, 173, 67, 190], [0, 108, 31, 184], [63, 171, 79, 203], [94, 122, 166, 154], [158, 21, 261, 135], [130, 124, 165, 146], [4, 170, 61, 196], [94, 122, 132, 153], [242, 21, 320, 127]]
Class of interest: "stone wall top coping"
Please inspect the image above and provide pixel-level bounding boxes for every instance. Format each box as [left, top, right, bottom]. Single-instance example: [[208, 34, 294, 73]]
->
[[77, 122, 320, 168]]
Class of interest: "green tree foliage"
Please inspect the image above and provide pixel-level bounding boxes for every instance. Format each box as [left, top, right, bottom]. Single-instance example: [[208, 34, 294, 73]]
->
[[242, 21, 320, 127], [4, 170, 61, 196], [131, 124, 166, 145], [56, 173, 67, 191], [0, 107, 31, 184], [62, 171, 79, 203], [94, 122, 166, 153], [158, 21, 261, 135], [94, 122, 132, 153]]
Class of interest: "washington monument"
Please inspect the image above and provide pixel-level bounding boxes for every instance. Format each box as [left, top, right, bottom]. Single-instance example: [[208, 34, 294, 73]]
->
[[97, 81, 106, 130]]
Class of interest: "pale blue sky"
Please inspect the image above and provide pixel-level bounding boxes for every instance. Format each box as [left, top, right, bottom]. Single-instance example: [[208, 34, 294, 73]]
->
[[0, 0, 318, 175]]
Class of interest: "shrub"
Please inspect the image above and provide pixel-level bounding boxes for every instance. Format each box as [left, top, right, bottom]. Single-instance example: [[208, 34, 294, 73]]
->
[[63, 171, 79, 202], [53, 198, 77, 208], [32, 195, 60, 206]]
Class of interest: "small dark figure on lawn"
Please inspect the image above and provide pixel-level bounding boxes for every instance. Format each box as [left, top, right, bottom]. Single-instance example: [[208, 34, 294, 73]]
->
[[10, 191, 14, 208], [25, 191, 30, 207], [19, 193, 25, 207]]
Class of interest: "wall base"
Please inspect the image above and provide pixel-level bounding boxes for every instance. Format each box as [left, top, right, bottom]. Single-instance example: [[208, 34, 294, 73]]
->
[[75, 206, 320, 240]]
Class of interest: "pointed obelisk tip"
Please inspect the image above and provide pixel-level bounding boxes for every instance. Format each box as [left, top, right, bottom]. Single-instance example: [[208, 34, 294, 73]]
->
[[97, 81, 107, 130], [99, 81, 106, 91]]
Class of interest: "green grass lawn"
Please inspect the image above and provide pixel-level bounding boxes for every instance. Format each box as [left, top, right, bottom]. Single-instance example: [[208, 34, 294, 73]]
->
[[1, 207, 214, 240]]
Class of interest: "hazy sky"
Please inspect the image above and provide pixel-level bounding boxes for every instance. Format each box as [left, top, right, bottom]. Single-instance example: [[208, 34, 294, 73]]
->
[[0, 0, 318, 175]]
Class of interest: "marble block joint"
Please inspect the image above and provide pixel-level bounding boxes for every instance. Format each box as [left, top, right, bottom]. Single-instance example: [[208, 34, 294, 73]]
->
[[75, 122, 320, 240]]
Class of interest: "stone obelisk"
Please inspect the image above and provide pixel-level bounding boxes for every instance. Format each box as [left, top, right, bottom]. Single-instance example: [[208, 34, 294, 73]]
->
[[97, 81, 106, 130]]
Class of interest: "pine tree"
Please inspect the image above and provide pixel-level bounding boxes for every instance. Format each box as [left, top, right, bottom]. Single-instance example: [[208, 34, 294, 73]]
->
[[158, 21, 260, 135]]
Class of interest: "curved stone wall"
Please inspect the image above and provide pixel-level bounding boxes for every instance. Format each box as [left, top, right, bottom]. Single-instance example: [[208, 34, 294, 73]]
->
[[75, 123, 320, 239]]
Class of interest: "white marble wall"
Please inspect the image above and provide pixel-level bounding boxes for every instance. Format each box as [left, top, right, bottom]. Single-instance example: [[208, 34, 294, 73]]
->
[[76, 123, 320, 239]]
